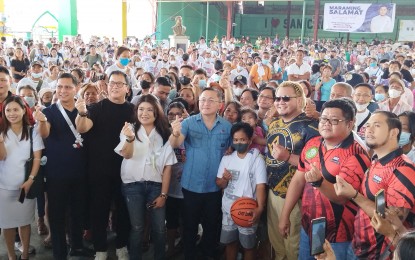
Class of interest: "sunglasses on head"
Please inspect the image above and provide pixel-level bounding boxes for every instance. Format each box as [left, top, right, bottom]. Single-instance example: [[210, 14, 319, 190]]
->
[[275, 96, 298, 102]]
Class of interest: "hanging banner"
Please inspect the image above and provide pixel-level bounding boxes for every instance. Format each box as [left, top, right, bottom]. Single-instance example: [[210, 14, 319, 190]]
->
[[398, 20, 415, 42], [323, 3, 396, 33]]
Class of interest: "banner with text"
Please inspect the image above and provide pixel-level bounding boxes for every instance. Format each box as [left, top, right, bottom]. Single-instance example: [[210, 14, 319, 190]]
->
[[323, 3, 396, 33]]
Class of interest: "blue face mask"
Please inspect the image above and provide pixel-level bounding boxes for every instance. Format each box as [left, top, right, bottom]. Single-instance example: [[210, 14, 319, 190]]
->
[[262, 59, 269, 65], [399, 132, 411, 147], [375, 93, 385, 102], [370, 62, 377, 68], [199, 79, 207, 89], [119, 57, 130, 66], [24, 96, 36, 108]]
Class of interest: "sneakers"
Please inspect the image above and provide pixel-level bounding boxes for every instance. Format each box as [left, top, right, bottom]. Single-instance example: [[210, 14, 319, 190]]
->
[[116, 247, 129, 260], [14, 242, 36, 254], [94, 251, 108, 260]]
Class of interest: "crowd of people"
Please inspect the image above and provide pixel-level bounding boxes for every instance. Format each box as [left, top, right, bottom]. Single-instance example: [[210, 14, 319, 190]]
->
[[0, 32, 415, 260]]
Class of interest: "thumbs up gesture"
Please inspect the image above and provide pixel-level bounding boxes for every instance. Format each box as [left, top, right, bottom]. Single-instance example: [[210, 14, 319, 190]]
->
[[75, 95, 87, 114], [171, 115, 183, 137], [33, 106, 47, 122]]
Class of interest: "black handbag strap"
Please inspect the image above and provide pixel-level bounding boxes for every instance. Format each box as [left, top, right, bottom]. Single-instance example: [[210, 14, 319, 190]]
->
[[28, 127, 33, 159]]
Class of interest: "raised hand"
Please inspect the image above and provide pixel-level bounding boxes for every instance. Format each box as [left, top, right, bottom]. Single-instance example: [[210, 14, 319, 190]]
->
[[33, 106, 47, 122], [271, 142, 290, 161], [75, 95, 87, 114], [171, 115, 183, 137], [121, 122, 135, 140]]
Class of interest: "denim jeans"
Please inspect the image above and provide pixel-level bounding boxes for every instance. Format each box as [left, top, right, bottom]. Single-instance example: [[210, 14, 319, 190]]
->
[[299, 228, 355, 260], [122, 181, 165, 260]]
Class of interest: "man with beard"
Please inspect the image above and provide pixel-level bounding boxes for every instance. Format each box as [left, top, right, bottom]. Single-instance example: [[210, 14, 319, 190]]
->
[[335, 111, 415, 259]]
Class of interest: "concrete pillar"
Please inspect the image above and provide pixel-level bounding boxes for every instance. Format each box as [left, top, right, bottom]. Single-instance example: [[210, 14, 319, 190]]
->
[[57, 0, 77, 41]]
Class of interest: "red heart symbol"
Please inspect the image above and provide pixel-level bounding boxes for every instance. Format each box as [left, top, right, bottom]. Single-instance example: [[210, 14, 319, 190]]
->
[[271, 18, 280, 28]]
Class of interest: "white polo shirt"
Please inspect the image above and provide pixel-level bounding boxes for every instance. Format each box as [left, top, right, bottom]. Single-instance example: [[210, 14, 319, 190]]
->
[[287, 62, 311, 78]]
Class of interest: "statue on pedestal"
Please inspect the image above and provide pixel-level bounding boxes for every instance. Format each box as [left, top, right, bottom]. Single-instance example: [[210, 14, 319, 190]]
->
[[172, 16, 186, 36]]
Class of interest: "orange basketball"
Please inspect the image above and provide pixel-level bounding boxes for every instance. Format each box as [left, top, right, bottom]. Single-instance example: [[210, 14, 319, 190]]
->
[[230, 197, 258, 227]]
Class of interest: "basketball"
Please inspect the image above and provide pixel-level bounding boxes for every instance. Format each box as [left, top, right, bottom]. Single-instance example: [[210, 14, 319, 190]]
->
[[230, 197, 258, 227]]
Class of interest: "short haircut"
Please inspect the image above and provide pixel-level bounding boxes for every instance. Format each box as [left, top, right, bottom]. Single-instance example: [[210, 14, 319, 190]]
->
[[0, 65, 10, 75], [372, 111, 402, 142], [109, 70, 129, 86], [354, 83, 373, 93], [321, 98, 356, 122], [231, 122, 254, 139], [389, 60, 402, 69], [194, 68, 207, 77], [394, 230, 415, 260], [180, 65, 193, 71], [259, 86, 276, 101], [155, 76, 172, 88], [241, 88, 259, 102], [200, 87, 223, 101], [116, 46, 130, 59], [332, 82, 354, 97], [58, 73, 78, 86]]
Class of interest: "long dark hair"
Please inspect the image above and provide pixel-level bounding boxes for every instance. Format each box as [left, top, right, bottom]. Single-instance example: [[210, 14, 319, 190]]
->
[[134, 94, 171, 144], [0, 96, 30, 141]]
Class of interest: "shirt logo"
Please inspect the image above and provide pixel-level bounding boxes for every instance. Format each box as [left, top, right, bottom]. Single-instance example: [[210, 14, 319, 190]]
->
[[331, 156, 340, 164], [306, 147, 318, 160], [373, 174, 382, 184]]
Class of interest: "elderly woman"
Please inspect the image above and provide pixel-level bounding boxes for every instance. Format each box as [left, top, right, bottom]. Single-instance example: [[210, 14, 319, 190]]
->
[[378, 78, 413, 115], [80, 83, 100, 106]]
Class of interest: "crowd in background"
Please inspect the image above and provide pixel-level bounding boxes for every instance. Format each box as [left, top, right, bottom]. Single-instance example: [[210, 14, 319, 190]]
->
[[0, 33, 415, 260]]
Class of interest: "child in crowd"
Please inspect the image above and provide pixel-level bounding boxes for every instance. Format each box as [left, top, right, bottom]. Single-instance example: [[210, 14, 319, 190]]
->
[[241, 107, 266, 154], [216, 122, 267, 260]]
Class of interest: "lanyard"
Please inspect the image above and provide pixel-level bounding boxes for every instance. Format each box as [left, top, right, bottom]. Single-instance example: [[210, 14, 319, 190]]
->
[[56, 101, 83, 148]]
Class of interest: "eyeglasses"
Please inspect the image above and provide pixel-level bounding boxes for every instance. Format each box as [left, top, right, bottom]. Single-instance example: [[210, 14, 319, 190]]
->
[[199, 99, 219, 104], [319, 118, 347, 125], [109, 81, 127, 88], [275, 96, 298, 102], [168, 112, 182, 117], [258, 94, 274, 100]]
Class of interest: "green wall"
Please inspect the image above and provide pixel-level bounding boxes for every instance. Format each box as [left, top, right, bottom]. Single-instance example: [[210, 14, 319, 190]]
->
[[157, 0, 415, 43], [156, 2, 227, 42]]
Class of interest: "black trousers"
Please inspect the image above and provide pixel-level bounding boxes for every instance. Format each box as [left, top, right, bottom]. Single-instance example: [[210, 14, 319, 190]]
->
[[182, 188, 222, 260], [47, 177, 86, 260], [89, 174, 130, 252]]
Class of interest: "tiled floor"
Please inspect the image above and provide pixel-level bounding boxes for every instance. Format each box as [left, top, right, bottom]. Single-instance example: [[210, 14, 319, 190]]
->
[[0, 222, 184, 260]]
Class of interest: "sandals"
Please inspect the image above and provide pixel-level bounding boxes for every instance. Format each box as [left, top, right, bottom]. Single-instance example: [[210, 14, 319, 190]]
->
[[37, 218, 48, 235], [43, 238, 52, 249]]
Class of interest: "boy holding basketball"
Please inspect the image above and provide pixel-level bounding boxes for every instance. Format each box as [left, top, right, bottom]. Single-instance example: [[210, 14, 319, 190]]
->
[[216, 122, 267, 260]]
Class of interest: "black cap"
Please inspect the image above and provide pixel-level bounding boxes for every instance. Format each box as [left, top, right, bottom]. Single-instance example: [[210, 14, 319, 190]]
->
[[233, 75, 247, 85]]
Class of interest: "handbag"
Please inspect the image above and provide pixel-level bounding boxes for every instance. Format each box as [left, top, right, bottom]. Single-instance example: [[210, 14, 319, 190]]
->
[[24, 127, 44, 199]]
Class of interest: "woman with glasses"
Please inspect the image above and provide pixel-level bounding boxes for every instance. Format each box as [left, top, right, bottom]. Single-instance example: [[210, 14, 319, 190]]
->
[[116, 94, 177, 260]]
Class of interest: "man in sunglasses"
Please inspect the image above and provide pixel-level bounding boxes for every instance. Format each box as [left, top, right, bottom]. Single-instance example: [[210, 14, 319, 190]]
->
[[266, 81, 319, 259], [279, 99, 371, 259]]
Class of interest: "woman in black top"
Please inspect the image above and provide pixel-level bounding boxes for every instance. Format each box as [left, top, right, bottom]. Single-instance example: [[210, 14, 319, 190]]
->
[[10, 48, 30, 83]]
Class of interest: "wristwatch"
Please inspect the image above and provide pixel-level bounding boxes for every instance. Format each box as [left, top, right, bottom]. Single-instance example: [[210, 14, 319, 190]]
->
[[160, 193, 168, 199], [78, 111, 88, 117], [126, 137, 135, 143], [310, 177, 324, 188]]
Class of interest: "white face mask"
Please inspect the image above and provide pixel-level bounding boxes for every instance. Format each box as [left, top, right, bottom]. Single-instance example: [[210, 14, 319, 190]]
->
[[355, 102, 369, 112], [233, 87, 244, 97], [388, 89, 402, 99]]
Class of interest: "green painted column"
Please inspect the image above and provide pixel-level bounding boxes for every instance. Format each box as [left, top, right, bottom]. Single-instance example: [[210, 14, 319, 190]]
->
[[57, 0, 77, 41]]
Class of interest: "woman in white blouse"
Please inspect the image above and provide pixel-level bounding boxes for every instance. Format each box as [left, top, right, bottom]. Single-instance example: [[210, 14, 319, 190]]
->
[[116, 94, 177, 260], [0, 96, 44, 260]]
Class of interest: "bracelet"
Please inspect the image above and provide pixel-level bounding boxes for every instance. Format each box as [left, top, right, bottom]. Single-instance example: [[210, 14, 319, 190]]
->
[[160, 193, 168, 199], [172, 132, 180, 138], [351, 190, 359, 200], [28, 175, 35, 181]]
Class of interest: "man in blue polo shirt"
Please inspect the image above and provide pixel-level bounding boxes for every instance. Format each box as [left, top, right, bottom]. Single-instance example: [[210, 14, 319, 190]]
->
[[170, 87, 232, 260]]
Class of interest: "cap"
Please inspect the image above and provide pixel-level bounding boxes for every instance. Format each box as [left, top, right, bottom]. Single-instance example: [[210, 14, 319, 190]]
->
[[31, 61, 43, 67], [38, 88, 54, 98], [233, 75, 247, 85]]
